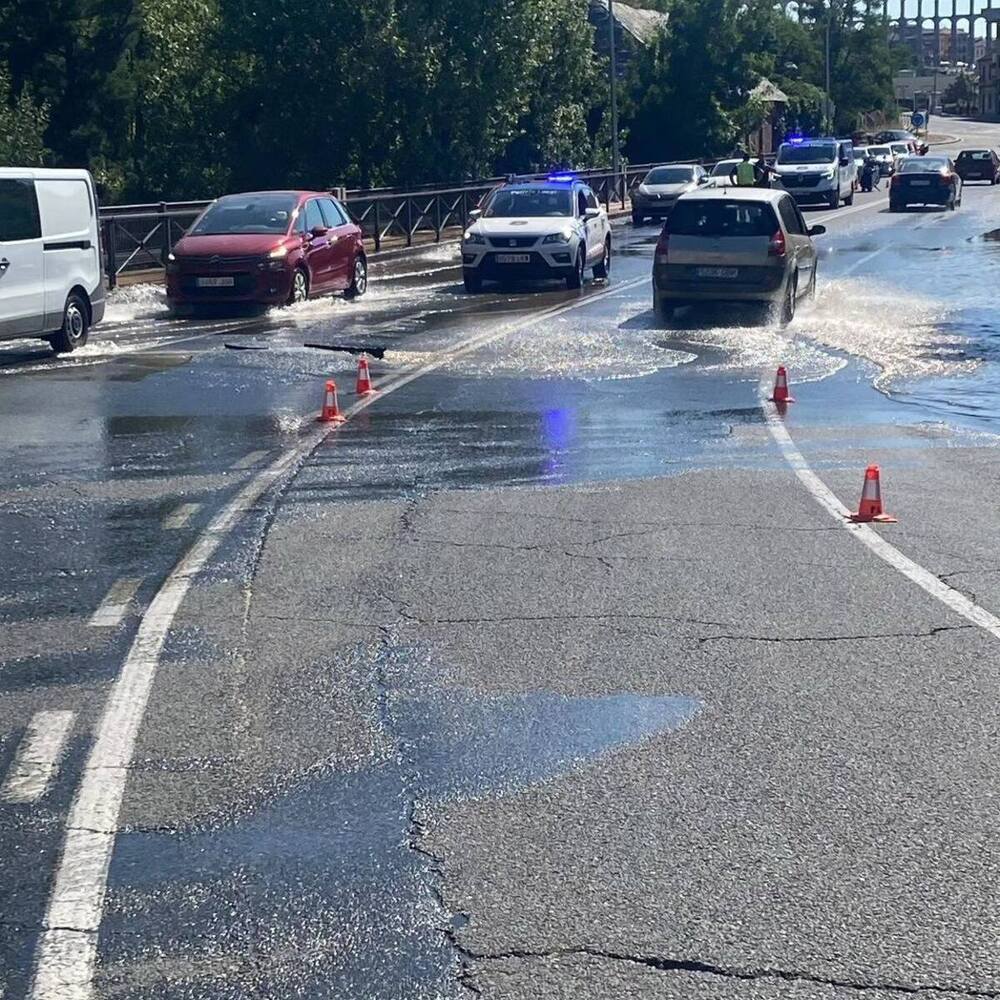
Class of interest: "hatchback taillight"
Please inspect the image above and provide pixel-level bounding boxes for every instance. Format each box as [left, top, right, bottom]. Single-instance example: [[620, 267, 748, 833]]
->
[[891, 174, 901, 186], [768, 229, 786, 258], [655, 231, 669, 264]]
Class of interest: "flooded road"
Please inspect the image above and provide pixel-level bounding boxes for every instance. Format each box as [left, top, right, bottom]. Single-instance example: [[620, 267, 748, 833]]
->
[[5, 118, 1000, 1000]]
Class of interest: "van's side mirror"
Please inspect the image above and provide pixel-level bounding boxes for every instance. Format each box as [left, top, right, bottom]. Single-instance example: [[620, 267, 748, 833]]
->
[[584, 207, 601, 219], [808, 224, 827, 237], [698, 175, 709, 184], [310, 225, 329, 238], [468, 208, 482, 220]]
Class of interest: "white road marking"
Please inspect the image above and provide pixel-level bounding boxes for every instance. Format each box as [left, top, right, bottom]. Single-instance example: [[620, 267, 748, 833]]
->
[[162, 503, 201, 530], [760, 382, 1000, 641], [230, 450, 270, 470], [28, 273, 650, 1000], [1, 711, 75, 804], [87, 578, 143, 628]]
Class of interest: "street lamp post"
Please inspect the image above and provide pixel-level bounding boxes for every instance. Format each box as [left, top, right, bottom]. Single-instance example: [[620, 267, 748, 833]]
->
[[825, 14, 832, 132], [608, 0, 621, 201]]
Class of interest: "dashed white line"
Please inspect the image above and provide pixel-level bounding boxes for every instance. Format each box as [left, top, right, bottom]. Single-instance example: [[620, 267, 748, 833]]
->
[[29, 273, 650, 1000], [230, 450, 270, 470], [87, 577, 143, 628], [1, 711, 75, 804], [162, 502, 201, 530], [760, 382, 1000, 640]]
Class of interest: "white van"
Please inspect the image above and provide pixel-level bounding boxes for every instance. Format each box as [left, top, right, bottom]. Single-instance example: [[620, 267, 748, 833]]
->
[[0, 168, 105, 353], [773, 138, 856, 210]]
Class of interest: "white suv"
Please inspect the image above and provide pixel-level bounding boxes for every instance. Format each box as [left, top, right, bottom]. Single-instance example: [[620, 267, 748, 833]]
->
[[461, 175, 611, 292], [773, 138, 856, 210]]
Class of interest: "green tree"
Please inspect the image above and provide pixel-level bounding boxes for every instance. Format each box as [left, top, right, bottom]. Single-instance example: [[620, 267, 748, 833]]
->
[[943, 73, 976, 114], [0, 63, 49, 165]]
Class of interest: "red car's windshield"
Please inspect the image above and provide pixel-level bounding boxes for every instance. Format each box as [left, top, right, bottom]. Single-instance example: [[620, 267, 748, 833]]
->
[[190, 194, 299, 235]]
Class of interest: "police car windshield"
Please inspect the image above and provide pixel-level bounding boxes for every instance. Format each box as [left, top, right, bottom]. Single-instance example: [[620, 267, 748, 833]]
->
[[777, 144, 837, 165], [666, 200, 777, 238], [484, 188, 573, 218], [190, 193, 298, 235]]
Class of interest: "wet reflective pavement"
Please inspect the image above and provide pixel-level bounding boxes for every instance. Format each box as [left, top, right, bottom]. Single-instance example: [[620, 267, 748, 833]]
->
[[5, 118, 1000, 999]]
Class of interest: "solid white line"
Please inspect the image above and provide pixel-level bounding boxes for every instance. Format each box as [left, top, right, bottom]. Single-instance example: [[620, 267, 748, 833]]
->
[[1, 711, 75, 804], [230, 450, 269, 470], [29, 273, 648, 1000], [759, 382, 1000, 640], [87, 578, 143, 628], [162, 503, 201, 530]]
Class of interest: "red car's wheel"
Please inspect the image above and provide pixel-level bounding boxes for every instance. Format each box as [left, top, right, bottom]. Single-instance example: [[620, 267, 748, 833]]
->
[[288, 268, 309, 304]]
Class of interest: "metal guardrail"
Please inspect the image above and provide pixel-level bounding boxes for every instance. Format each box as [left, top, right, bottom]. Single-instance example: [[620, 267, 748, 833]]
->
[[98, 161, 703, 287]]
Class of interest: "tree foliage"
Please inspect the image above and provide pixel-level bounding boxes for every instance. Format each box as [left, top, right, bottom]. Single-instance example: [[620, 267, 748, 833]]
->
[[0, 0, 900, 201], [0, 64, 49, 165]]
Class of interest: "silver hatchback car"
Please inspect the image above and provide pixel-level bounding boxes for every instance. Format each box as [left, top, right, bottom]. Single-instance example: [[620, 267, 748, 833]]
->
[[651, 188, 825, 325]]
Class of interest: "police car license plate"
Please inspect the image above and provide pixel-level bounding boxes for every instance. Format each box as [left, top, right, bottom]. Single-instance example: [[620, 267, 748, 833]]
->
[[697, 266, 739, 279], [196, 276, 235, 287], [496, 254, 531, 264]]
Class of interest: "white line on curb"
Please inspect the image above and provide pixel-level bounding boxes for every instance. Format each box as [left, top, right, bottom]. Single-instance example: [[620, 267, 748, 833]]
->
[[28, 273, 648, 1000], [1, 711, 76, 804], [87, 578, 143, 629], [759, 382, 1000, 640], [162, 503, 201, 530]]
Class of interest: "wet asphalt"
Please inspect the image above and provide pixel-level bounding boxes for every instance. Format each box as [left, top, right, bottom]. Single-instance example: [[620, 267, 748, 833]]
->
[[4, 117, 1000, 999]]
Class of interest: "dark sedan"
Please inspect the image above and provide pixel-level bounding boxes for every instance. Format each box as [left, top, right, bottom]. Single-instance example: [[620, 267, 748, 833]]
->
[[889, 156, 962, 211], [955, 148, 1000, 185]]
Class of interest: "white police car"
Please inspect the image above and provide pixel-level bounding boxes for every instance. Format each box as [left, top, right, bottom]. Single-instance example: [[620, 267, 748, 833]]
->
[[461, 174, 611, 292]]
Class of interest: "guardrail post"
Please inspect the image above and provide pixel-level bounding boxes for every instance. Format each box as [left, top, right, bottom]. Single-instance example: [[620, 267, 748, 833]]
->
[[373, 201, 381, 252], [103, 220, 117, 290], [159, 202, 169, 268], [405, 198, 413, 247], [434, 195, 442, 241]]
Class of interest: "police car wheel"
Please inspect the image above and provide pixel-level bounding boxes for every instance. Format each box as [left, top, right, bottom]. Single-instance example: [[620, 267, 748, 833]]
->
[[566, 248, 584, 290], [593, 239, 611, 280]]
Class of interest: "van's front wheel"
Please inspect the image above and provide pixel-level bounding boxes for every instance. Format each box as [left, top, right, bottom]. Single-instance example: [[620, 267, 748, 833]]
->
[[49, 293, 89, 354]]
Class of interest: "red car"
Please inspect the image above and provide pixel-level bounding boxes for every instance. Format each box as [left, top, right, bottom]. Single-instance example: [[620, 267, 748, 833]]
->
[[166, 190, 367, 309]]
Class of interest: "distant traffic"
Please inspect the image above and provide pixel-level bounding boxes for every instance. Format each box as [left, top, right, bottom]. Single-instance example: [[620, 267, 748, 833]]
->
[[3, 124, 998, 354]]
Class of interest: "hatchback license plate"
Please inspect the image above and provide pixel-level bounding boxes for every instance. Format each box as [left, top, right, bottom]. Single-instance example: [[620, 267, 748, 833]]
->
[[496, 254, 531, 264], [196, 276, 235, 287], [910, 179, 931, 186], [696, 266, 739, 279]]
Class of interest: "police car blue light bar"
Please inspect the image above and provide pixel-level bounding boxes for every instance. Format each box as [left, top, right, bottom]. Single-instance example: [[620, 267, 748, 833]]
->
[[547, 172, 577, 183]]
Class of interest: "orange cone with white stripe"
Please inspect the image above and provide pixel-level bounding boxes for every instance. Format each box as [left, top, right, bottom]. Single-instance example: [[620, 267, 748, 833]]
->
[[356, 357, 377, 396], [318, 380, 345, 423], [771, 366, 795, 404], [848, 465, 897, 523]]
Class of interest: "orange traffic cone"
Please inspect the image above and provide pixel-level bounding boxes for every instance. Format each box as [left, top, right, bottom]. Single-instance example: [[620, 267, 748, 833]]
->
[[356, 357, 377, 396], [848, 465, 897, 523], [771, 366, 795, 404], [318, 379, 346, 423]]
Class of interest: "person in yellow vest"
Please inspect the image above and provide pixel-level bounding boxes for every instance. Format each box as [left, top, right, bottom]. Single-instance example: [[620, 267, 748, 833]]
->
[[729, 152, 758, 187]]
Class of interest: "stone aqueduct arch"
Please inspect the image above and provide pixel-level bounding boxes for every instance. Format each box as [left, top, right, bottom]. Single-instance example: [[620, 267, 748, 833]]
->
[[781, 1, 1000, 62]]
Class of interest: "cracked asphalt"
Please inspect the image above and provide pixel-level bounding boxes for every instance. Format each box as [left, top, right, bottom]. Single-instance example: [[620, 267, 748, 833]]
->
[[3, 117, 1000, 999]]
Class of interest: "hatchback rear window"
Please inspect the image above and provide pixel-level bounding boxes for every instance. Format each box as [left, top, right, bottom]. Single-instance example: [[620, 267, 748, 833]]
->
[[958, 150, 991, 160], [666, 200, 778, 238], [899, 158, 947, 173]]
